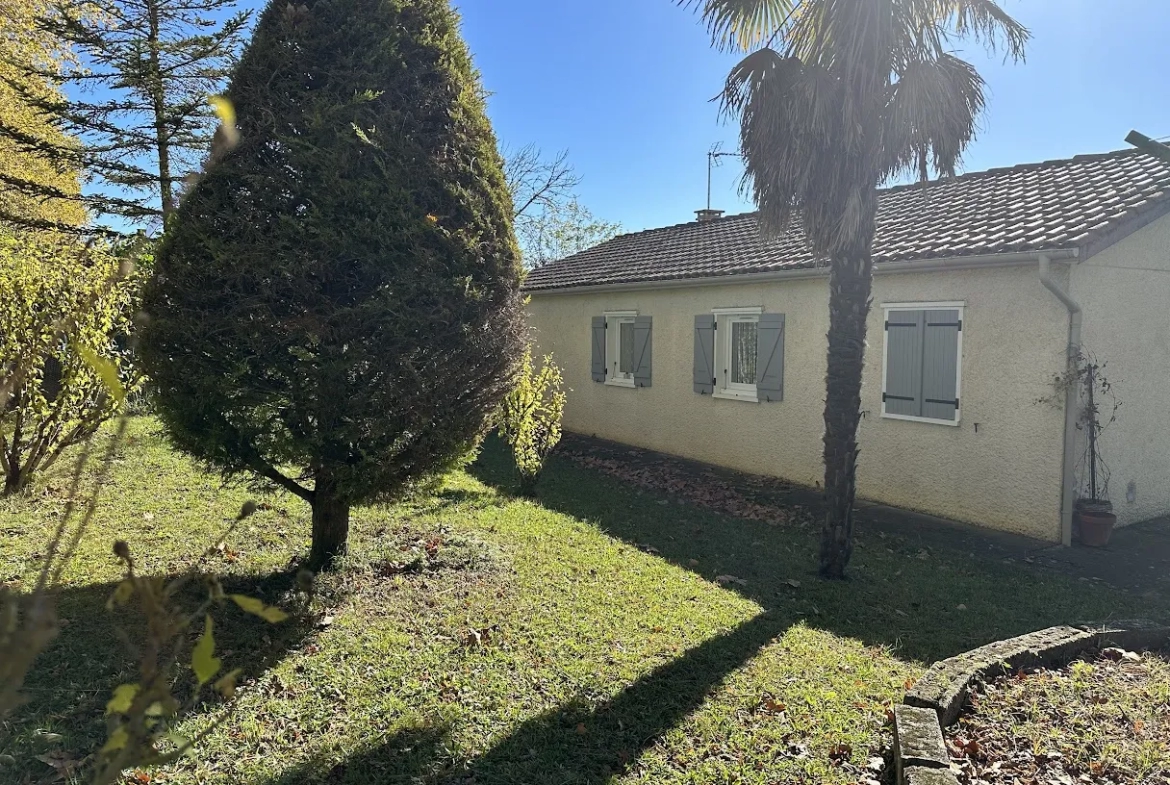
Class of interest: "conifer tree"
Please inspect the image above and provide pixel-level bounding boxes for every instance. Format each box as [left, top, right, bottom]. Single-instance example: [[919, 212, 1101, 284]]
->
[[0, 0, 250, 231], [0, 0, 86, 228], [141, 0, 524, 570]]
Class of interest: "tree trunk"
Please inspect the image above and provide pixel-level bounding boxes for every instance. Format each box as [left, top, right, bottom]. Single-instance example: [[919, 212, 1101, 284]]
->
[[308, 479, 350, 571], [819, 240, 875, 580], [3, 466, 27, 496], [145, 0, 174, 219]]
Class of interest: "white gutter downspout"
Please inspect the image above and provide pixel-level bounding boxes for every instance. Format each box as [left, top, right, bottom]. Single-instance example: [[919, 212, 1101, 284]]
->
[[1038, 253, 1082, 546]]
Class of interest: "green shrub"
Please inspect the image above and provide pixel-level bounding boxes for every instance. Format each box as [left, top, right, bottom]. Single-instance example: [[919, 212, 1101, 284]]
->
[[498, 350, 566, 496], [0, 233, 141, 495], [141, 0, 524, 570]]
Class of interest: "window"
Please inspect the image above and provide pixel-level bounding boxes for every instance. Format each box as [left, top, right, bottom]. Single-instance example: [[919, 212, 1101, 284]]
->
[[693, 308, 785, 402], [605, 312, 637, 387], [590, 312, 652, 388], [715, 308, 762, 401], [881, 302, 964, 425]]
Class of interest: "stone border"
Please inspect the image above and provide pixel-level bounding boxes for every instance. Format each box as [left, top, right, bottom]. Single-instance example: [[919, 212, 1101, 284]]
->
[[893, 620, 1170, 785]]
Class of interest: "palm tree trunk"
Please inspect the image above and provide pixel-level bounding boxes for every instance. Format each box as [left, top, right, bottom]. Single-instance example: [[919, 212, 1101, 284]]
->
[[819, 235, 875, 579], [308, 474, 350, 571]]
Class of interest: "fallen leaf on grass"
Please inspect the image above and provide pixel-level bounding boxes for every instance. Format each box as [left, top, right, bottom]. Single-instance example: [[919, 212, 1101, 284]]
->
[[828, 742, 852, 763], [760, 697, 786, 714], [783, 578, 801, 588], [35, 750, 85, 781], [714, 574, 747, 587]]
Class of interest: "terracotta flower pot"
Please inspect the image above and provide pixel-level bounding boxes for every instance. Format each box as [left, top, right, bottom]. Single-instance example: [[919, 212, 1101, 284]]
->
[[1077, 510, 1116, 547]]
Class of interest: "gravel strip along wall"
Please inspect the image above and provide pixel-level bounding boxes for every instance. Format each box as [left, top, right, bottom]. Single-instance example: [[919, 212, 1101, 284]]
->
[[893, 620, 1170, 785]]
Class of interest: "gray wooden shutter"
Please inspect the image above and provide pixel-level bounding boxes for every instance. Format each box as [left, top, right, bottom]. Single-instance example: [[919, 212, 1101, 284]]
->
[[590, 316, 606, 382], [921, 309, 960, 421], [633, 316, 652, 388], [693, 314, 715, 394], [755, 313, 785, 402], [883, 309, 924, 416]]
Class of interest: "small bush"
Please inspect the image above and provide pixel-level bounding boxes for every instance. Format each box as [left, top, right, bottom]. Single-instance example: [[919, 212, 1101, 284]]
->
[[0, 233, 141, 495], [498, 350, 566, 496]]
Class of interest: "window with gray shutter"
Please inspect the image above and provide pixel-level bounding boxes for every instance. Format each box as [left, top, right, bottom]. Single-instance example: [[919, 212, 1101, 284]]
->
[[633, 316, 652, 388], [590, 316, 606, 382], [693, 314, 715, 394], [882, 306, 961, 422], [756, 313, 785, 402]]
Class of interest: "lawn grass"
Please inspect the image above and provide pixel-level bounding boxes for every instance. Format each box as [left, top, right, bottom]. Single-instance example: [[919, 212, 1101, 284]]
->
[[1, 418, 1164, 784]]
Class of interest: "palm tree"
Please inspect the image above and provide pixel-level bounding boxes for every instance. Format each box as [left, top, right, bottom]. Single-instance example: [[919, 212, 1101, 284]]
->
[[688, 0, 1028, 578]]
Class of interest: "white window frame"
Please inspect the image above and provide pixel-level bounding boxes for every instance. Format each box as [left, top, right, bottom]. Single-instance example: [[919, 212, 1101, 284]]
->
[[603, 311, 637, 388], [712, 306, 763, 403], [880, 301, 965, 427]]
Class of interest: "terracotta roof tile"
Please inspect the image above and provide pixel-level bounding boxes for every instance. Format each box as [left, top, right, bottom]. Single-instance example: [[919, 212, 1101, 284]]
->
[[525, 149, 1170, 291]]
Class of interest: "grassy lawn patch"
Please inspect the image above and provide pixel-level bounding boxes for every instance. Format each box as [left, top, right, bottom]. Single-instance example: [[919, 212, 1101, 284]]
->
[[948, 648, 1170, 783], [2, 419, 1164, 784]]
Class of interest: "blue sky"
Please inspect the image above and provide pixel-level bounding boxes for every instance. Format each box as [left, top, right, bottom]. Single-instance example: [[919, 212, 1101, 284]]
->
[[451, 0, 1170, 233]]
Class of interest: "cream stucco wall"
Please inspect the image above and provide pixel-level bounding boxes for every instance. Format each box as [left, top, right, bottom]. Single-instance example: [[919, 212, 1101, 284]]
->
[[1071, 212, 1170, 527], [528, 264, 1072, 541]]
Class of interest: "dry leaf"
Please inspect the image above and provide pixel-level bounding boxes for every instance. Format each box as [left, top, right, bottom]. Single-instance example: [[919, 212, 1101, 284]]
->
[[714, 574, 747, 587]]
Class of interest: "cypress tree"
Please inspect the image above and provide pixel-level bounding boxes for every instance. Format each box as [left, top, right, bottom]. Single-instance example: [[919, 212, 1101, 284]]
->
[[140, 0, 524, 569]]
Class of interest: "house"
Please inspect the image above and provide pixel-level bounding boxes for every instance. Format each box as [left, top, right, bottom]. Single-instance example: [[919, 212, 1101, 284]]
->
[[522, 148, 1170, 544]]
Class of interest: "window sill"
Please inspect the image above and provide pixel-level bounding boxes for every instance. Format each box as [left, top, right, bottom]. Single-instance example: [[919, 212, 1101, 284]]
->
[[605, 378, 636, 389], [880, 411, 960, 427], [713, 389, 758, 403]]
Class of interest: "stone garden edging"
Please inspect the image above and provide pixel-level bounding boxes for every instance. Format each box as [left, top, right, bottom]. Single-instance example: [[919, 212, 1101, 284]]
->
[[893, 620, 1170, 785]]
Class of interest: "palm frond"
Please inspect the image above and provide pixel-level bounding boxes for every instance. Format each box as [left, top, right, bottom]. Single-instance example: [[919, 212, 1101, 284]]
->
[[681, 0, 799, 52], [945, 0, 1029, 60], [881, 52, 985, 182], [723, 47, 862, 250]]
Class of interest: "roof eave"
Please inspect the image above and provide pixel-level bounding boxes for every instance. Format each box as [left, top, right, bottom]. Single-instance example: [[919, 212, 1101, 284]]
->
[[1078, 197, 1170, 261], [523, 248, 1081, 296]]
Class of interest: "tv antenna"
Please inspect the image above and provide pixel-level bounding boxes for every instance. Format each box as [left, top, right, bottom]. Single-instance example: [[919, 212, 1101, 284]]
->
[[707, 143, 744, 210]]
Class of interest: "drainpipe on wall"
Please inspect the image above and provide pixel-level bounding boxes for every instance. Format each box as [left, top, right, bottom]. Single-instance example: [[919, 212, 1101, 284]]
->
[[1038, 254, 1082, 547]]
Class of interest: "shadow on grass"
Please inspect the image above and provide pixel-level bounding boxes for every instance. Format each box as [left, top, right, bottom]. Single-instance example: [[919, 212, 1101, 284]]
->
[[471, 436, 1165, 664], [256, 612, 790, 785], [2, 567, 318, 765]]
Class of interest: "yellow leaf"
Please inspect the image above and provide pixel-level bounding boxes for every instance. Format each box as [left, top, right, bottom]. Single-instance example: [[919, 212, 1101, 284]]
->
[[106, 579, 134, 610], [79, 346, 125, 403], [230, 594, 289, 623], [191, 615, 221, 687], [101, 726, 129, 754], [105, 684, 139, 715], [214, 668, 242, 699], [208, 95, 235, 128]]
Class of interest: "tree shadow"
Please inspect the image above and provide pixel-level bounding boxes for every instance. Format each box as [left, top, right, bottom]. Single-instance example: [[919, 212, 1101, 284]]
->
[[471, 436, 1167, 664], [253, 612, 790, 785], [256, 723, 457, 784], [2, 567, 319, 765]]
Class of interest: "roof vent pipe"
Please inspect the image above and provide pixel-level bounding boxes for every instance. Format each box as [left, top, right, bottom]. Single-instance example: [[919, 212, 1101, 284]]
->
[[1039, 253, 1083, 547], [696, 208, 725, 223]]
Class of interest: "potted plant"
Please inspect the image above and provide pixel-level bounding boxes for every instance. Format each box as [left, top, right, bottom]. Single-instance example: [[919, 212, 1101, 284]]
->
[[1068, 354, 1121, 547]]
